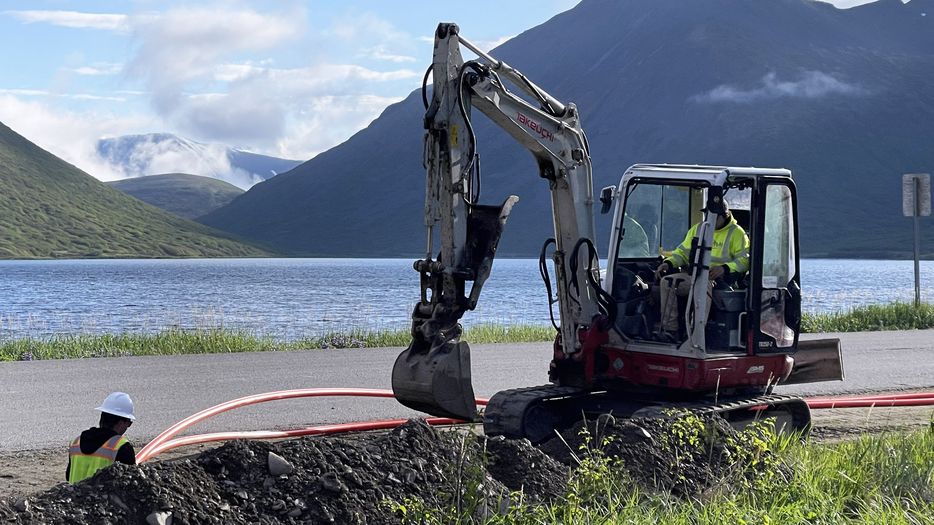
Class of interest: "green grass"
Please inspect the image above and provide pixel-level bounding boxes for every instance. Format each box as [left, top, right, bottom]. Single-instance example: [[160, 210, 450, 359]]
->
[[3, 301, 934, 361], [802, 301, 934, 333], [398, 423, 934, 524], [0, 324, 557, 361]]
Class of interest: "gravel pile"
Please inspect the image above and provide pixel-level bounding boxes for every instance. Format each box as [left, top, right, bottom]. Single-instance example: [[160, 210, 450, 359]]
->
[[0, 415, 772, 523]]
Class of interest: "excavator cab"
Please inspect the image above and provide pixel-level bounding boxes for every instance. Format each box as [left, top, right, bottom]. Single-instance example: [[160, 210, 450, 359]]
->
[[605, 165, 802, 355]]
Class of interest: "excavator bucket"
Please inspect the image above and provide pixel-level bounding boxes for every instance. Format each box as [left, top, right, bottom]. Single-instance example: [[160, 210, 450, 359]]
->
[[392, 337, 478, 421]]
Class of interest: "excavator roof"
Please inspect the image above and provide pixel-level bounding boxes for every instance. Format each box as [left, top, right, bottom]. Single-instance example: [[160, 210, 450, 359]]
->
[[626, 164, 793, 180]]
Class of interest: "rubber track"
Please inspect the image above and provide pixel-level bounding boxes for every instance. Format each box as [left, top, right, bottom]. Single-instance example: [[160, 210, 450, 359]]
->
[[484, 386, 811, 438], [482, 384, 583, 438], [634, 393, 812, 432]]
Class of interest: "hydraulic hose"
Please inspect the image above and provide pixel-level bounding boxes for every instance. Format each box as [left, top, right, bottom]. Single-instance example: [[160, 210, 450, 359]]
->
[[137, 389, 933, 463]]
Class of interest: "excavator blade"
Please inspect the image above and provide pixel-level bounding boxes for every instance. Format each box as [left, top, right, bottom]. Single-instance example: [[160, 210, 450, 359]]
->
[[392, 338, 478, 421]]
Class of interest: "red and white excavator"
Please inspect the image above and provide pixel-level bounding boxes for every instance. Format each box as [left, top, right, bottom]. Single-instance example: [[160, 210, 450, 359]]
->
[[392, 23, 844, 442]]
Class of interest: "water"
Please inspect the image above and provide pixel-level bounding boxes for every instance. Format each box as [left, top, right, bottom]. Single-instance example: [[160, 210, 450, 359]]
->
[[1, 258, 932, 340]]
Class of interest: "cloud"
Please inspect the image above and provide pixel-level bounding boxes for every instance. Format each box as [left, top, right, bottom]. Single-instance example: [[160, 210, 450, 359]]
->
[[65, 63, 123, 76], [167, 62, 417, 151], [0, 88, 126, 102], [0, 94, 157, 181], [693, 71, 866, 104], [4, 5, 424, 170], [275, 94, 405, 159], [126, 5, 304, 110], [4, 10, 129, 32], [363, 46, 417, 63], [98, 135, 266, 189]]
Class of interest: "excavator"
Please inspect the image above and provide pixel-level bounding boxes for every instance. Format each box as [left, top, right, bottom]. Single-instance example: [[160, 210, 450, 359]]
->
[[392, 23, 844, 442]]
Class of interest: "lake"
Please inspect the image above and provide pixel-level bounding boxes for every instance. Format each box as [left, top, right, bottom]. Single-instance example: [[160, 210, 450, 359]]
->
[[1, 258, 931, 340]]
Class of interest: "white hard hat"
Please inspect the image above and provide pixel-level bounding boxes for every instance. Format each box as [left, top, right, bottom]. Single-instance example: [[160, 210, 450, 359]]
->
[[95, 392, 136, 421]]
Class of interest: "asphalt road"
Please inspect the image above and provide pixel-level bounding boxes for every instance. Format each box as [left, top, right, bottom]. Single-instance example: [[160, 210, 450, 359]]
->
[[1, 330, 932, 452]]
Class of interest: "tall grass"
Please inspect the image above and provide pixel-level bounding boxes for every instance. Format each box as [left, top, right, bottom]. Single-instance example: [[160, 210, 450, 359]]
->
[[3, 302, 934, 361], [0, 323, 557, 361], [399, 425, 934, 524], [802, 301, 934, 333]]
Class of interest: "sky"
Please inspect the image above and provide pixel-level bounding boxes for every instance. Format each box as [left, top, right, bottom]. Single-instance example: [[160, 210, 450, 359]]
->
[[0, 0, 896, 181]]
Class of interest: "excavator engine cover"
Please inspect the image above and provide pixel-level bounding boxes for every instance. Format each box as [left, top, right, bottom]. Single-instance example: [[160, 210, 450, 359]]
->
[[392, 335, 477, 421]]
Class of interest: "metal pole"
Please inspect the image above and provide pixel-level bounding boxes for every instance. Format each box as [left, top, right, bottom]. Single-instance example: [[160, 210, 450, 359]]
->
[[914, 177, 921, 307]]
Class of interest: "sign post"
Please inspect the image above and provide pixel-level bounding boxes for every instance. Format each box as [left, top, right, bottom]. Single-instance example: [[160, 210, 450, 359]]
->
[[902, 173, 931, 306]]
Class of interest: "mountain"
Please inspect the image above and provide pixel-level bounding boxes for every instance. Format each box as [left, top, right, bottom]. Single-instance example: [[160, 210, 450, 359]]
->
[[107, 173, 245, 219], [0, 122, 266, 258], [96, 133, 303, 190], [200, 0, 934, 259]]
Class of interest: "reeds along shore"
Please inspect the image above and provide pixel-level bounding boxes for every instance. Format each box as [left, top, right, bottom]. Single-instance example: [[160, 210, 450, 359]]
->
[[2, 302, 934, 361]]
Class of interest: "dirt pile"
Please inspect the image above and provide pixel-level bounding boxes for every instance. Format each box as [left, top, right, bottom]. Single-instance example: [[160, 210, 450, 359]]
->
[[0, 415, 776, 523], [0, 420, 567, 524], [540, 413, 781, 497]]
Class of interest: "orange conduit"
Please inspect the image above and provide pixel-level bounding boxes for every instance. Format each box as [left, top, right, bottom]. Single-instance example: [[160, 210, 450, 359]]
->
[[137, 388, 488, 463], [139, 417, 461, 462], [806, 393, 934, 409], [137, 389, 933, 463]]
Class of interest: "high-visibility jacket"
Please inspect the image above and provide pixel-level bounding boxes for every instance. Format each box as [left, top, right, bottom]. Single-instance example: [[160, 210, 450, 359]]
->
[[665, 216, 749, 275], [67, 434, 128, 484]]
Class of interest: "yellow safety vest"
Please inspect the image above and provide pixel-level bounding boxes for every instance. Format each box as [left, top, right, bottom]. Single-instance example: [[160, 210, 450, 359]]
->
[[68, 434, 128, 484], [666, 216, 749, 274]]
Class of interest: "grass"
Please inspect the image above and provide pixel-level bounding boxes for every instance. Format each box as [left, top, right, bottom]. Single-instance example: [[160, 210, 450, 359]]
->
[[802, 301, 934, 333], [2, 302, 933, 361], [0, 324, 557, 362], [398, 422, 934, 524]]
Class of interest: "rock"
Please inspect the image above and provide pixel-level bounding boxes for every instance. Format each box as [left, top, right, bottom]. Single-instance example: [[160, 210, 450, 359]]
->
[[13, 498, 28, 512], [267, 452, 293, 476], [401, 467, 418, 484], [319, 472, 343, 493], [146, 510, 173, 525], [110, 494, 129, 511]]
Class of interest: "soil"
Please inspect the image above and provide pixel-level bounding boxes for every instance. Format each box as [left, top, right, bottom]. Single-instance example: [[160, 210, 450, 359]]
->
[[0, 407, 930, 524]]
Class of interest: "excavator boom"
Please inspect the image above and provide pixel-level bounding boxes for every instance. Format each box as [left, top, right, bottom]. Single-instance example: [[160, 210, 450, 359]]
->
[[392, 23, 605, 420]]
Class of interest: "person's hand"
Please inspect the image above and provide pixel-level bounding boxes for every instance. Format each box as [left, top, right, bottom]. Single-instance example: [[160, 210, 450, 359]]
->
[[709, 265, 726, 281], [655, 261, 670, 281]]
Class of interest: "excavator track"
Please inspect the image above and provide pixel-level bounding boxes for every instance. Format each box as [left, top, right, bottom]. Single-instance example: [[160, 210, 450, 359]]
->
[[483, 386, 811, 443], [631, 394, 812, 435], [482, 385, 585, 443]]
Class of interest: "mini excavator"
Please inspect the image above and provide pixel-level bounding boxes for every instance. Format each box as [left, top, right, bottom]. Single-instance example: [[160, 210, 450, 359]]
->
[[392, 23, 844, 442]]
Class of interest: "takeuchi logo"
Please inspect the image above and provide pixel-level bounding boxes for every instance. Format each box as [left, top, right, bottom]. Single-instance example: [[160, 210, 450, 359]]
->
[[516, 112, 555, 142]]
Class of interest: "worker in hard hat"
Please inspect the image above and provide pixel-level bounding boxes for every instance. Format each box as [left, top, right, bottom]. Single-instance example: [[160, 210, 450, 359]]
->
[[66, 392, 137, 484], [653, 202, 749, 343]]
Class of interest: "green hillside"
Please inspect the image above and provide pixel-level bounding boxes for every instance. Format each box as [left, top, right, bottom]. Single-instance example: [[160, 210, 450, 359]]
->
[[107, 173, 245, 219], [0, 122, 266, 259]]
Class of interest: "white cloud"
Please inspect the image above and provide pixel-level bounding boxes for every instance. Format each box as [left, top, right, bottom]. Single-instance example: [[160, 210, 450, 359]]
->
[[364, 46, 417, 63], [693, 71, 865, 104], [469, 35, 514, 54], [100, 135, 265, 189], [4, 10, 129, 32], [0, 88, 126, 102], [65, 63, 123, 76], [275, 94, 405, 159], [0, 94, 157, 180], [3, 6, 425, 172]]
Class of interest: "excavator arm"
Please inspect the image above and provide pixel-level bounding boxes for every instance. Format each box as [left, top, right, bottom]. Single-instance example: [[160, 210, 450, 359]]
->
[[392, 23, 607, 421]]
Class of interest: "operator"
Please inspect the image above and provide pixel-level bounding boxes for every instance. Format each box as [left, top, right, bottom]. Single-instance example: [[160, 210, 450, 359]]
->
[[66, 392, 137, 484], [653, 203, 749, 342]]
